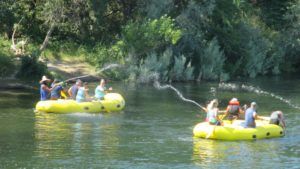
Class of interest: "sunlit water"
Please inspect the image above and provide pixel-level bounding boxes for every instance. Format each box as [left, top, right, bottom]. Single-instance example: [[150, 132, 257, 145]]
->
[[0, 76, 299, 168]]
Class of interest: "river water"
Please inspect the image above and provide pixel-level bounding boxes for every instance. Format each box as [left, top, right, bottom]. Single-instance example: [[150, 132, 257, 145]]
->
[[0, 76, 299, 168]]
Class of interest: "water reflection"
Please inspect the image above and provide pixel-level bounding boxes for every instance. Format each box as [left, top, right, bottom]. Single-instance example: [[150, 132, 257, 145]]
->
[[34, 112, 123, 160], [192, 137, 294, 168], [192, 139, 226, 167]]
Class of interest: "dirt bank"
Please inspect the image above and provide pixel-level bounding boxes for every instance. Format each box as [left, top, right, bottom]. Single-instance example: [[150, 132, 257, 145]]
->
[[0, 60, 100, 90], [47, 60, 100, 82]]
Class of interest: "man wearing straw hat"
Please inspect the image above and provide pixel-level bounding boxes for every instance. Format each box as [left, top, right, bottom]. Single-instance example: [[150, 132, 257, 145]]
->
[[39, 75, 57, 101]]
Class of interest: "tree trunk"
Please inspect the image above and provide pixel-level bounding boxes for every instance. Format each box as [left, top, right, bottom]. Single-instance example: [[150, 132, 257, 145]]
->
[[197, 71, 202, 82], [39, 23, 55, 52]]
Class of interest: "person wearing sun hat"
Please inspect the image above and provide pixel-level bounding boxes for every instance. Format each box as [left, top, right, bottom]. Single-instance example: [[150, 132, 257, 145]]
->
[[39, 75, 57, 101]]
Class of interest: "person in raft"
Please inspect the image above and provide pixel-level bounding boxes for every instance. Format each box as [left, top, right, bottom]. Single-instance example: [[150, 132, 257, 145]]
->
[[269, 110, 286, 129], [244, 102, 258, 128], [206, 99, 222, 126], [39, 75, 57, 101], [76, 82, 91, 102], [68, 79, 82, 100], [94, 79, 112, 100], [50, 79, 64, 100], [224, 98, 245, 120]]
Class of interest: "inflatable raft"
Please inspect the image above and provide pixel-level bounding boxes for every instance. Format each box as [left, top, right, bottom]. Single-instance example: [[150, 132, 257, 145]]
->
[[35, 93, 125, 113], [193, 118, 284, 140]]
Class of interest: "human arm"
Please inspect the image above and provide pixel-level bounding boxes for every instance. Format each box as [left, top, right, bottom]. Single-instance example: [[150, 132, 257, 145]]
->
[[279, 112, 286, 128], [42, 84, 56, 92], [68, 86, 73, 97], [104, 86, 112, 93], [219, 107, 228, 114], [253, 111, 257, 119], [257, 116, 270, 121], [84, 88, 90, 99]]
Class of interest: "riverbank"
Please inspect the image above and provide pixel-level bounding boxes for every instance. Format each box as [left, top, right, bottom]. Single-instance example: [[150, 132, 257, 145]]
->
[[0, 59, 100, 90], [47, 60, 99, 81]]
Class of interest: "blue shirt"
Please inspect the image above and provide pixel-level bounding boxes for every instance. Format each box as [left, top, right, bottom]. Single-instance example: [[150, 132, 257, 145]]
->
[[50, 85, 63, 99], [76, 87, 85, 102], [244, 108, 256, 128], [40, 84, 49, 101], [206, 109, 217, 123], [95, 86, 106, 99]]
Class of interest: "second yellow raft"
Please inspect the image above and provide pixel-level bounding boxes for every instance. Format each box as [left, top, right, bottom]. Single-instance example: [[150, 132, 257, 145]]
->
[[35, 93, 125, 113], [193, 118, 284, 141]]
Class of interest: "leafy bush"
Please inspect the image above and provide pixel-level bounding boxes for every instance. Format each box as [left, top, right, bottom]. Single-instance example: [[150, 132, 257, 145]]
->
[[0, 37, 15, 78], [16, 55, 47, 80], [121, 15, 182, 60], [0, 54, 15, 78], [84, 43, 124, 69], [125, 48, 194, 83], [200, 37, 226, 80]]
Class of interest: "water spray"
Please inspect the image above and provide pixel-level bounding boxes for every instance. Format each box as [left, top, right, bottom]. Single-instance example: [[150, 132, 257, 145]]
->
[[150, 72, 206, 111], [63, 64, 121, 82], [97, 64, 120, 73], [219, 82, 300, 110]]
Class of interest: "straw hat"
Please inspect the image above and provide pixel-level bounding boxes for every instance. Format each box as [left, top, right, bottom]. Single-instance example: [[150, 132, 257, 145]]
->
[[40, 75, 51, 83]]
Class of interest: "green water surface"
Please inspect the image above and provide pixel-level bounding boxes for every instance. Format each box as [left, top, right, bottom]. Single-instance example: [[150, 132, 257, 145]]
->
[[0, 77, 299, 168]]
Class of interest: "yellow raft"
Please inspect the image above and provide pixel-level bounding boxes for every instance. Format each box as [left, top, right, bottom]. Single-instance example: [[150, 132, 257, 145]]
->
[[193, 118, 284, 140], [35, 93, 125, 113]]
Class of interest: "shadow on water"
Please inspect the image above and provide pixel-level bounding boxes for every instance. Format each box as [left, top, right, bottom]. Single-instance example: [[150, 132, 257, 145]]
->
[[0, 89, 38, 109]]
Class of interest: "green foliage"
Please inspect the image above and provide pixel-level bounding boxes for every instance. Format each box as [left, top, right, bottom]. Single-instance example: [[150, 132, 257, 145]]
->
[[126, 51, 170, 83], [1, 0, 300, 81], [138, 0, 173, 18], [169, 54, 194, 81], [0, 54, 14, 78], [279, 0, 300, 73], [16, 55, 47, 80], [121, 15, 182, 59], [0, 37, 15, 77], [244, 38, 269, 78], [125, 48, 194, 83], [257, 0, 295, 30], [201, 37, 226, 80], [84, 42, 124, 68]]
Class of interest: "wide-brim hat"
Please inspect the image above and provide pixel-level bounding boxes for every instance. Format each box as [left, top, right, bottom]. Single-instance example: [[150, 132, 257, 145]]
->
[[40, 75, 51, 83]]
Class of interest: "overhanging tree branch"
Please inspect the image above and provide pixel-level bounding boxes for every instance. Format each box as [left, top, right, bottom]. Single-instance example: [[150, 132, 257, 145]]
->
[[39, 23, 55, 52]]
